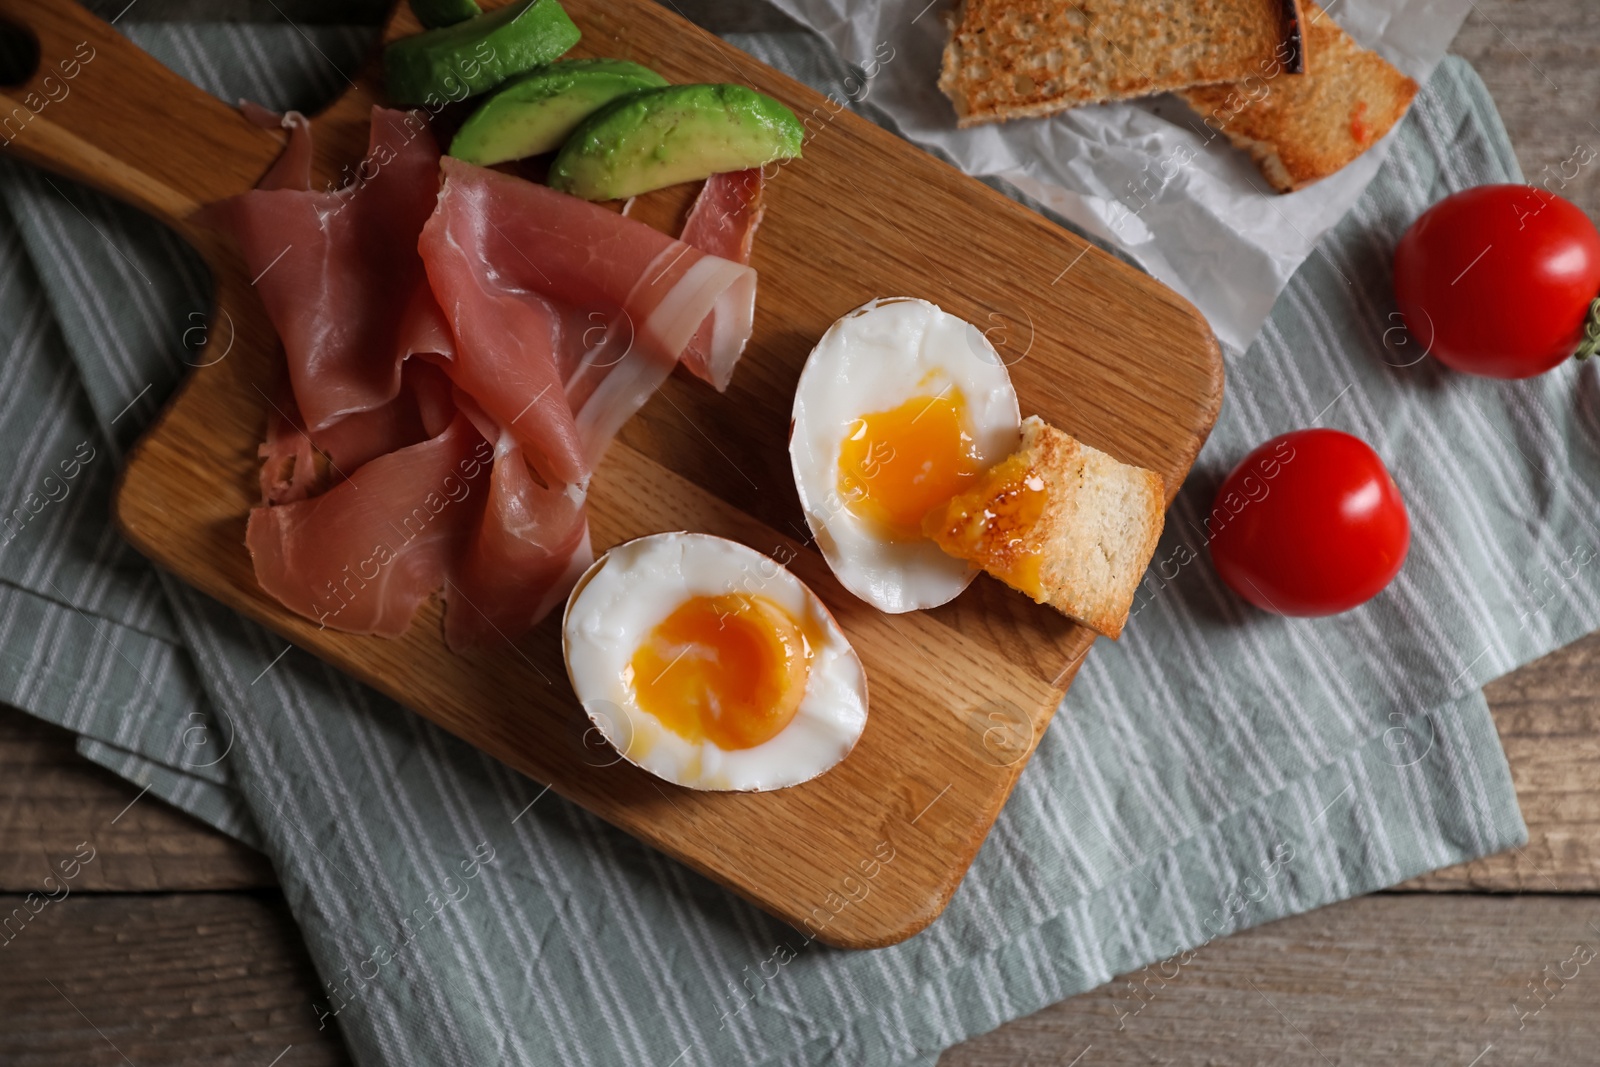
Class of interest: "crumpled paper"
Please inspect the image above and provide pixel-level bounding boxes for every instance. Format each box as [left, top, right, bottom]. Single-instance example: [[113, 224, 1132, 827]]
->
[[761, 0, 1474, 350]]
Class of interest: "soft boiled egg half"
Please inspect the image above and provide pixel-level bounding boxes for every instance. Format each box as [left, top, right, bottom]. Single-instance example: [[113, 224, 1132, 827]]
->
[[561, 532, 867, 792], [790, 298, 1021, 613]]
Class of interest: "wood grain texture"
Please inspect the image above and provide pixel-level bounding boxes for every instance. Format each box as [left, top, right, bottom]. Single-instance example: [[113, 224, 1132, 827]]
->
[[1449, 0, 1600, 222], [0, 0, 1222, 947], [0, 892, 348, 1067], [0, 711, 274, 893], [940, 893, 1600, 1066]]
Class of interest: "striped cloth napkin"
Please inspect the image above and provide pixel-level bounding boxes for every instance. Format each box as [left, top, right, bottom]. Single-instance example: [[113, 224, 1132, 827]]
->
[[0, 8, 1577, 1066]]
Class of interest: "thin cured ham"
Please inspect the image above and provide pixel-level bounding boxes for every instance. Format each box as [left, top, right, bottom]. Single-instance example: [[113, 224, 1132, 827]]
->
[[443, 393, 591, 651], [678, 169, 767, 390], [230, 111, 766, 652], [395, 276, 456, 363], [419, 158, 757, 483], [258, 361, 455, 505], [211, 106, 443, 431], [247, 411, 493, 635], [251, 372, 591, 649], [239, 104, 314, 192]]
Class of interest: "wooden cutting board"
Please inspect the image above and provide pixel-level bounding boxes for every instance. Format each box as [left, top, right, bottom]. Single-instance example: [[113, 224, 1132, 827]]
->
[[0, 0, 1221, 947]]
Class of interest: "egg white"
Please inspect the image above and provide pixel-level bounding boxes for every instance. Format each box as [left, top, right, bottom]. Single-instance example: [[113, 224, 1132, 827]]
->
[[790, 297, 1022, 613], [561, 532, 867, 792]]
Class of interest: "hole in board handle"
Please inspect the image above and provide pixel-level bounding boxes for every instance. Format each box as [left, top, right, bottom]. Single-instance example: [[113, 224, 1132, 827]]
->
[[0, 20, 40, 88]]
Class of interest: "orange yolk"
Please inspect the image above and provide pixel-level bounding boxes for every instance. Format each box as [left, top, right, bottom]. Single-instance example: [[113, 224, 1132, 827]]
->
[[837, 390, 982, 540], [626, 594, 812, 750], [923, 451, 1049, 598]]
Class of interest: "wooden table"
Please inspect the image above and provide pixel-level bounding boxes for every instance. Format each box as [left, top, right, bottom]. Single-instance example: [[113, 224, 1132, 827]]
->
[[3, 0, 1597, 1062]]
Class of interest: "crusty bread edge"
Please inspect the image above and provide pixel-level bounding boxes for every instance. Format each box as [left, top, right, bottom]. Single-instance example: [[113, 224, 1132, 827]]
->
[[1183, 37, 1420, 190], [936, 0, 964, 122], [1020, 417, 1166, 640], [1215, 124, 1301, 192]]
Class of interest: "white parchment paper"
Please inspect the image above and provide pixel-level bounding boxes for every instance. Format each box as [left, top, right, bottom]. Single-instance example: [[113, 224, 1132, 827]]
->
[[761, 0, 1474, 350]]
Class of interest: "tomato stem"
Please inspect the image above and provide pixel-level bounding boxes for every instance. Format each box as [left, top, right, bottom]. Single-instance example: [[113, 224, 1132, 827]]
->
[[1577, 297, 1600, 361]]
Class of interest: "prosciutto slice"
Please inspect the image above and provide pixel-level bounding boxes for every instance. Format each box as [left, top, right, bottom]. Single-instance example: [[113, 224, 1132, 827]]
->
[[418, 158, 757, 484], [443, 392, 591, 651], [239, 104, 314, 192], [211, 106, 442, 430], [258, 361, 455, 505], [233, 112, 764, 652], [247, 408, 494, 636], [678, 169, 766, 390]]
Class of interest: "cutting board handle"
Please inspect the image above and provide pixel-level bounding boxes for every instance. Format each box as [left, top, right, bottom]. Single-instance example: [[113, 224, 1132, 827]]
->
[[0, 0, 283, 237]]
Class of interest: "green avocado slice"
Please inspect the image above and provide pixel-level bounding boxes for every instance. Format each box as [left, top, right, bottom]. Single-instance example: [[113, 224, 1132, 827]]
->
[[384, 0, 581, 107], [409, 0, 481, 30], [548, 83, 803, 201], [449, 59, 669, 166]]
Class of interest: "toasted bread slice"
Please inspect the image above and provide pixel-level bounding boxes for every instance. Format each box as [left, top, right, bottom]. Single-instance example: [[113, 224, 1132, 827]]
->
[[1179, 2, 1417, 191], [939, 0, 1305, 128], [922, 416, 1164, 638]]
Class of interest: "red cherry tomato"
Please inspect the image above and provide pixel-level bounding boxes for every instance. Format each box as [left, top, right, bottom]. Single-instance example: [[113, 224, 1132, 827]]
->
[[1208, 429, 1410, 617], [1393, 184, 1600, 378]]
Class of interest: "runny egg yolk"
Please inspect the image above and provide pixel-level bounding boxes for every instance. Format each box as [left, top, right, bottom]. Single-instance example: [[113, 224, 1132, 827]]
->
[[626, 594, 812, 750], [923, 451, 1049, 598], [836, 389, 982, 540]]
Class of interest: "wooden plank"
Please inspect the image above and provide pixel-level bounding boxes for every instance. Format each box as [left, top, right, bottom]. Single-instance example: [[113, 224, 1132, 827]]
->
[[0, 0, 1225, 948], [0, 707, 274, 893], [940, 893, 1600, 1065], [0, 892, 348, 1066], [1449, 0, 1600, 221]]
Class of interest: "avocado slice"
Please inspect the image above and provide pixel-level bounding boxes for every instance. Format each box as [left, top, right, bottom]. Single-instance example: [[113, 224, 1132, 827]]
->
[[449, 59, 669, 166], [549, 83, 803, 201], [409, 0, 480, 30], [384, 0, 581, 107]]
